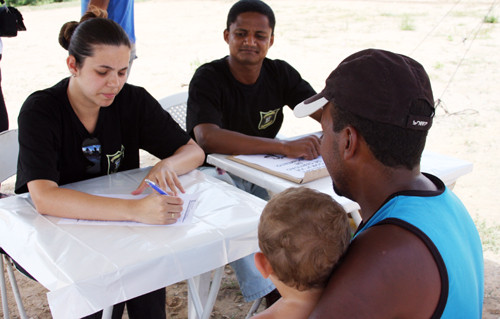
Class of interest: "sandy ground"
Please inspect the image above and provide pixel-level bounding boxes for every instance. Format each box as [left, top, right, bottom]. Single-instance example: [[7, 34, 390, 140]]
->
[[1, 0, 499, 318]]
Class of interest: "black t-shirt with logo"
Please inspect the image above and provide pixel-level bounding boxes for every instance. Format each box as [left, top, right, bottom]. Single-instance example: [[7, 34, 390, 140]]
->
[[186, 56, 316, 139], [15, 78, 190, 194]]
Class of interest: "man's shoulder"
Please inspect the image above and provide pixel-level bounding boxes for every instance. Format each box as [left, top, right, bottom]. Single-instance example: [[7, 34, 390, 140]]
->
[[352, 223, 441, 281], [352, 222, 430, 253], [195, 57, 228, 75], [190, 57, 232, 90], [261, 58, 305, 84], [262, 58, 296, 71]]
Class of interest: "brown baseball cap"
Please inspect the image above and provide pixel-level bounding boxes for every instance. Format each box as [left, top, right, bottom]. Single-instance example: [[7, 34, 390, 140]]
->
[[294, 48, 435, 131]]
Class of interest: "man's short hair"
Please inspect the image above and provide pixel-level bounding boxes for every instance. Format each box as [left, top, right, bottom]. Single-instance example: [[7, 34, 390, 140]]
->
[[258, 187, 351, 291], [226, 0, 276, 34], [331, 100, 431, 169]]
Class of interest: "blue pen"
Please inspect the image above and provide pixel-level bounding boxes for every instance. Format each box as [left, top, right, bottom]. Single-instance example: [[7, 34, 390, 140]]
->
[[145, 179, 169, 195]]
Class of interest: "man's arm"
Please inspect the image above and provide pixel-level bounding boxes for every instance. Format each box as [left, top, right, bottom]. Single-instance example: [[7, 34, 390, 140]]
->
[[86, 0, 109, 10], [193, 123, 321, 160], [309, 224, 441, 318]]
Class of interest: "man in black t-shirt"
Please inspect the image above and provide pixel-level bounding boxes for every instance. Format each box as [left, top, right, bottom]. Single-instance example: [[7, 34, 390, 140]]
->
[[187, 2, 321, 160], [186, 0, 322, 308]]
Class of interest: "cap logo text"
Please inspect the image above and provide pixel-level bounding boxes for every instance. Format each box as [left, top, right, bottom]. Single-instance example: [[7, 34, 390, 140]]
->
[[413, 120, 429, 127]]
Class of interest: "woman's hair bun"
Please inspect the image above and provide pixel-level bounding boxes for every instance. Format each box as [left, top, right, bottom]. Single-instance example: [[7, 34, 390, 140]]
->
[[58, 6, 107, 50], [58, 21, 79, 50]]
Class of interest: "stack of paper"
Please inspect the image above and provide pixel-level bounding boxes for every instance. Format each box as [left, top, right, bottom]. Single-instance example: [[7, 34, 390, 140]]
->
[[229, 154, 329, 183]]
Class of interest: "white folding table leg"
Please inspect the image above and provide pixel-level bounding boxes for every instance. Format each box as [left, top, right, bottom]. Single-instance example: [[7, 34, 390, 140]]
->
[[187, 266, 224, 319], [4, 256, 27, 319], [188, 272, 208, 318], [1, 255, 10, 319], [349, 210, 362, 227], [200, 267, 223, 319], [102, 306, 113, 319]]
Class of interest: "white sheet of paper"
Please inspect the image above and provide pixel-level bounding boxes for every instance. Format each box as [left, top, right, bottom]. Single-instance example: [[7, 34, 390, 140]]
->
[[57, 192, 199, 226]]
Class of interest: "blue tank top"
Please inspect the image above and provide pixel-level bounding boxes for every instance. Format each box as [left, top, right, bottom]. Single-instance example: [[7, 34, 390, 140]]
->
[[354, 174, 484, 318]]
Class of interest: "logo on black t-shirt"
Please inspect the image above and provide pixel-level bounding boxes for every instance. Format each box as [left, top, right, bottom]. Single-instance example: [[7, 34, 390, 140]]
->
[[106, 145, 125, 174], [82, 137, 102, 176], [258, 108, 280, 130]]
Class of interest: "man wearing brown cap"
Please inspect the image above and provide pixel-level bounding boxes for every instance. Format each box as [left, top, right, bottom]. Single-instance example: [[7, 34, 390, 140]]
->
[[294, 48, 484, 318]]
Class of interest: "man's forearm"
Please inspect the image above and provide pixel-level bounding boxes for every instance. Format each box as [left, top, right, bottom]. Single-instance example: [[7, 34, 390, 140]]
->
[[198, 128, 284, 156], [195, 125, 321, 159]]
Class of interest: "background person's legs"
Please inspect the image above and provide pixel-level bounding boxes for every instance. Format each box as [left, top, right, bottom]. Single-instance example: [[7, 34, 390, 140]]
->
[[230, 254, 275, 302], [125, 288, 166, 319], [228, 172, 270, 201], [80, 288, 166, 319]]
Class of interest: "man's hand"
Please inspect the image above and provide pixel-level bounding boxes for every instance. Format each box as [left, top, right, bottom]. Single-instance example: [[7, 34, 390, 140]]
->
[[194, 123, 321, 159], [281, 134, 321, 160]]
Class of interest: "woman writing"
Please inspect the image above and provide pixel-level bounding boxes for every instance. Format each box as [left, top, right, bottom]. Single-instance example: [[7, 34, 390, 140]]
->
[[15, 14, 204, 319]]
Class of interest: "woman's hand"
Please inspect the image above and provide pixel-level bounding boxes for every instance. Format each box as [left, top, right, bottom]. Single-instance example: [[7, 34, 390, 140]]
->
[[132, 160, 185, 196], [132, 139, 204, 196], [132, 192, 184, 225]]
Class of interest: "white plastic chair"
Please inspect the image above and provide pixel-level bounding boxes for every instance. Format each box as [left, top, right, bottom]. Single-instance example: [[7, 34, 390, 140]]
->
[[0, 129, 28, 319], [246, 298, 264, 318], [158, 91, 188, 131], [0, 129, 19, 183]]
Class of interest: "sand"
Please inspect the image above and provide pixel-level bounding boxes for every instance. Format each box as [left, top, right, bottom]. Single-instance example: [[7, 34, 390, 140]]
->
[[0, 0, 499, 318]]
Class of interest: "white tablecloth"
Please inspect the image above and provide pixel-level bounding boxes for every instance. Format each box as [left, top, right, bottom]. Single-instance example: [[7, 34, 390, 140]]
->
[[0, 168, 266, 318], [207, 150, 473, 215]]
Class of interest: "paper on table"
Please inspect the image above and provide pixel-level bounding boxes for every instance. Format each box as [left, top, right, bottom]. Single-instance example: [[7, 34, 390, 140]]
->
[[229, 154, 329, 183], [58, 192, 199, 226]]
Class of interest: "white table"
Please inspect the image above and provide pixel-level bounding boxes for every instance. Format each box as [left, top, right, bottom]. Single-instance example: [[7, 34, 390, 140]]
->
[[0, 168, 266, 319], [207, 150, 473, 226]]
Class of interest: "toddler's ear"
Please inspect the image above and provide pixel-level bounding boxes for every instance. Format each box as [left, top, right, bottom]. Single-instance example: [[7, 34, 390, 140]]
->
[[254, 252, 273, 278]]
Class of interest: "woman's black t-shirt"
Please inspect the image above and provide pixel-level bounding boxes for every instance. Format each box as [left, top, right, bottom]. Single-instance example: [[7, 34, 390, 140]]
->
[[16, 78, 190, 193]]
